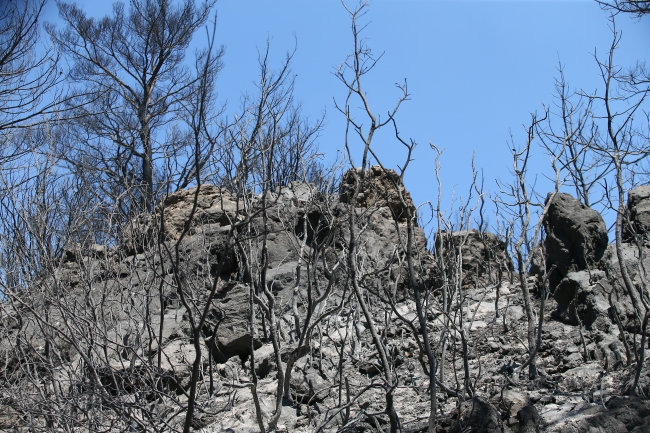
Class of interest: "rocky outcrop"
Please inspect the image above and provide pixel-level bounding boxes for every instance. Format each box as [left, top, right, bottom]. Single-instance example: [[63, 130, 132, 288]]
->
[[550, 267, 636, 337], [121, 185, 242, 255], [160, 185, 241, 239], [543, 193, 608, 290], [13, 178, 650, 433], [600, 243, 647, 330], [625, 185, 650, 242], [339, 166, 416, 223]]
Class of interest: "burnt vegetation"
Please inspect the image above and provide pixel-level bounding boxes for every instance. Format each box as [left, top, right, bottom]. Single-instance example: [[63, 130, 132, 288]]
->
[[1, 1, 650, 432]]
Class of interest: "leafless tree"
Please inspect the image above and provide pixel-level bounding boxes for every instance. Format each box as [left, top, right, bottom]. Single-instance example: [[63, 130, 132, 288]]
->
[[536, 64, 609, 208], [209, 41, 324, 195], [11, 1, 650, 432], [0, 0, 71, 134], [333, 2, 413, 430], [151, 37, 333, 432], [47, 0, 223, 213], [583, 19, 650, 395], [597, 0, 650, 17], [496, 110, 566, 381]]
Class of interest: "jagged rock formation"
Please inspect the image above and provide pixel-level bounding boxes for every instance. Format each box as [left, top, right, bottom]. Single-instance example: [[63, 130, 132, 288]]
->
[[547, 191, 643, 335], [121, 184, 242, 255], [625, 185, 650, 242], [536, 188, 650, 432], [4, 180, 650, 432], [339, 165, 416, 223], [552, 266, 637, 334], [543, 193, 609, 290]]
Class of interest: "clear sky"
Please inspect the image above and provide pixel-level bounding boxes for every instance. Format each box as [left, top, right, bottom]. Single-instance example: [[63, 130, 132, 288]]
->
[[43, 0, 650, 229]]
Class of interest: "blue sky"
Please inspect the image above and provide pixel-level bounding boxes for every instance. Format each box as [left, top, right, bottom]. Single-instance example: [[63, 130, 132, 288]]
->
[[43, 0, 649, 229]]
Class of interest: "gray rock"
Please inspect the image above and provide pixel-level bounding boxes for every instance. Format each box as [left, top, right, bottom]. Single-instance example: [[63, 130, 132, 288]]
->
[[517, 405, 541, 433], [265, 260, 298, 304], [339, 165, 416, 223], [560, 364, 603, 392], [434, 230, 513, 289], [625, 185, 650, 243], [182, 225, 238, 278], [599, 337, 628, 370], [158, 338, 210, 393], [491, 389, 530, 423], [543, 193, 608, 290], [163, 185, 240, 238], [563, 352, 585, 370], [211, 282, 262, 360], [600, 244, 645, 332], [290, 366, 330, 403], [252, 344, 277, 378], [552, 270, 612, 331], [334, 198, 434, 301], [276, 181, 318, 206], [453, 397, 501, 433], [121, 185, 241, 255], [545, 396, 650, 433]]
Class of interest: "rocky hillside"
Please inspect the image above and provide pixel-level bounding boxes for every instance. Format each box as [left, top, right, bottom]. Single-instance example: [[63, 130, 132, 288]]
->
[[2, 169, 650, 432]]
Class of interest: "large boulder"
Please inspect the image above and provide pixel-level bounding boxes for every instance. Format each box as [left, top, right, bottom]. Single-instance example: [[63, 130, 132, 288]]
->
[[543, 193, 608, 290], [339, 166, 416, 223]]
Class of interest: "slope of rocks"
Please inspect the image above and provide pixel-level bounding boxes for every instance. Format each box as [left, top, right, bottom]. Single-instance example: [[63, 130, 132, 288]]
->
[[2, 173, 650, 432]]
